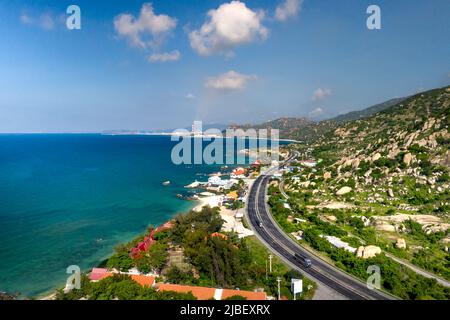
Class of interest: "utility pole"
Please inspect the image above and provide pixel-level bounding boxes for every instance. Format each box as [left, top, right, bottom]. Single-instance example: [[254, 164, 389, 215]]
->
[[265, 259, 268, 280], [269, 254, 273, 273], [276, 277, 281, 300]]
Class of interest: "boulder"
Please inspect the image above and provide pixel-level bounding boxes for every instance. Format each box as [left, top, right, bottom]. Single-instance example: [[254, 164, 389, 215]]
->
[[387, 189, 394, 198], [323, 172, 332, 180], [371, 153, 381, 162], [356, 245, 382, 259], [403, 153, 413, 166], [352, 159, 360, 169], [395, 238, 407, 249], [336, 186, 352, 196]]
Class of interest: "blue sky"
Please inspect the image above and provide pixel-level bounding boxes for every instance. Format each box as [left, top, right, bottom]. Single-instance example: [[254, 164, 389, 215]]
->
[[0, 0, 449, 132]]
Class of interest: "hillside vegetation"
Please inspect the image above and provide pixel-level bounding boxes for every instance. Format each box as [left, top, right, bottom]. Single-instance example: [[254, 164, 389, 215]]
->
[[273, 86, 450, 299]]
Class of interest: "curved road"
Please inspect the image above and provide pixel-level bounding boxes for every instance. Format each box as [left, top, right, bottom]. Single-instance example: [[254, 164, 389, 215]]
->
[[246, 173, 395, 300]]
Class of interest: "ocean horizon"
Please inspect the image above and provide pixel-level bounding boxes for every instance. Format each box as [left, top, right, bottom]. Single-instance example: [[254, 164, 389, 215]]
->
[[0, 134, 283, 298]]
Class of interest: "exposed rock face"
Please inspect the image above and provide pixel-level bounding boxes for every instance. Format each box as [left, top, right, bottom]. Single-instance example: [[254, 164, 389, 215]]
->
[[396, 238, 407, 249], [373, 220, 397, 232], [371, 153, 381, 162], [352, 158, 360, 169], [336, 186, 352, 196], [372, 214, 450, 233], [387, 188, 394, 198], [403, 153, 413, 166], [356, 245, 381, 259], [388, 146, 400, 159], [323, 171, 332, 180]]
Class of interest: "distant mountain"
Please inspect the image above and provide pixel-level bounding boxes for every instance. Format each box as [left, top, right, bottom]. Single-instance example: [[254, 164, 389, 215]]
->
[[227, 95, 410, 142], [330, 97, 407, 123], [227, 117, 313, 140], [102, 123, 229, 135]]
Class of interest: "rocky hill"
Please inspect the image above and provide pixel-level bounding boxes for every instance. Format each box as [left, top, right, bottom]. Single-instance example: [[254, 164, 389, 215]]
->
[[280, 86, 450, 287], [228, 96, 409, 142], [331, 97, 406, 123]]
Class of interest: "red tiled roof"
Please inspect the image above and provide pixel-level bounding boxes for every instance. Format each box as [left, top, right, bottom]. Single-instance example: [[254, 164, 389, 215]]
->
[[89, 270, 154, 288], [130, 275, 155, 287], [157, 284, 216, 300], [221, 289, 266, 300], [211, 232, 228, 240], [89, 271, 113, 281]]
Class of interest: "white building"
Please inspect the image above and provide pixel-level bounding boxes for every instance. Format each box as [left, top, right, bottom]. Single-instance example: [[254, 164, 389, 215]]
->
[[322, 235, 357, 253]]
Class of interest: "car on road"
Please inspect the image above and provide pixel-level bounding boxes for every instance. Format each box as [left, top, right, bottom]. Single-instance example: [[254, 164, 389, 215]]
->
[[294, 253, 312, 268]]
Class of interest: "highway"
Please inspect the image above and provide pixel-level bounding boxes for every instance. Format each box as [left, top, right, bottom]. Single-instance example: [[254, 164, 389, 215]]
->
[[246, 172, 395, 300]]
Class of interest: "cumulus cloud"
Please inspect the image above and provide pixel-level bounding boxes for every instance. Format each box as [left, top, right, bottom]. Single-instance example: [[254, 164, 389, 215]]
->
[[312, 88, 331, 101], [114, 3, 177, 49], [275, 0, 303, 21], [205, 70, 257, 91], [189, 1, 268, 56], [20, 12, 55, 30], [186, 93, 196, 99], [308, 107, 324, 117], [148, 50, 181, 63]]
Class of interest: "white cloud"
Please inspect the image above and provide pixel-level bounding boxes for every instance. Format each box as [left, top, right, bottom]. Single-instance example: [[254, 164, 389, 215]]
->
[[312, 88, 331, 101], [308, 107, 324, 117], [20, 14, 33, 25], [114, 3, 177, 49], [39, 13, 55, 30], [186, 93, 196, 99], [149, 50, 181, 62], [20, 12, 55, 30], [275, 0, 303, 21], [205, 70, 257, 91], [189, 1, 268, 56]]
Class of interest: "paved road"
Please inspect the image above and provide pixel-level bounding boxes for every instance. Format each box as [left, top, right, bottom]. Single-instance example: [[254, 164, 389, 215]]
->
[[246, 173, 396, 300], [385, 252, 450, 288]]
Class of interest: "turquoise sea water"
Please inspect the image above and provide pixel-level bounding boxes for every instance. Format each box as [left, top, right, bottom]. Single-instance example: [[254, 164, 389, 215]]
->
[[0, 134, 268, 297]]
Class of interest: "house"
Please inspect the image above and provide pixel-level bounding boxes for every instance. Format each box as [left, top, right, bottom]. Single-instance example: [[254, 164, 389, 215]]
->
[[252, 159, 261, 167], [208, 175, 225, 186], [157, 283, 266, 300], [157, 284, 216, 300], [226, 191, 238, 202], [322, 235, 357, 253], [88, 269, 155, 287], [221, 289, 266, 300], [89, 268, 110, 281], [231, 167, 246, 178], [130, 221, 174, 258], [211, 232, 228, 240], [300, 160, 317, 168]]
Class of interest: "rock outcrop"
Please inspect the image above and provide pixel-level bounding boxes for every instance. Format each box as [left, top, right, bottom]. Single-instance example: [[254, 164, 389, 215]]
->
[[356, 245, 381, 259], [336, 186, 352, 196]]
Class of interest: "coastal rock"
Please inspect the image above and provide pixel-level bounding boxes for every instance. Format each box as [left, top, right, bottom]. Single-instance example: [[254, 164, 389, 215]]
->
[[395, 238, 407, 249], [356, 245, 381, 259], [336, 186, 352, 196]]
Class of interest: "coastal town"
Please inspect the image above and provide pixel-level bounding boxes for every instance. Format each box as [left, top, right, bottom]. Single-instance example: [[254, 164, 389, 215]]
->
[[55, 148, 318, 301]]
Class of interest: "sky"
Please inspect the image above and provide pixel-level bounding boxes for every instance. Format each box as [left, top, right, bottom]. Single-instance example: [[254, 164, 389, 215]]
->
[[0, 0, 449, 132]]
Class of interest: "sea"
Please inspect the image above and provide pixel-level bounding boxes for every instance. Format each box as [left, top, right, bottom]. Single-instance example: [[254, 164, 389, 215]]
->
[[0, 134, 283, 298]]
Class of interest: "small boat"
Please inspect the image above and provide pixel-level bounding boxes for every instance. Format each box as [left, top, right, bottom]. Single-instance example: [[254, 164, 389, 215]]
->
[[162, 180, 171, 186]]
